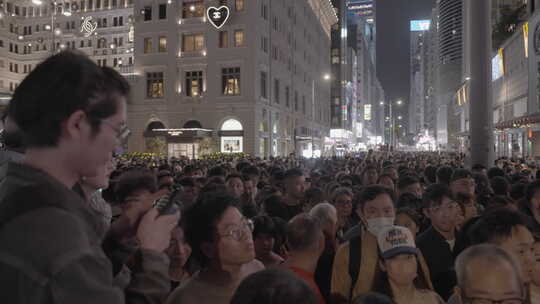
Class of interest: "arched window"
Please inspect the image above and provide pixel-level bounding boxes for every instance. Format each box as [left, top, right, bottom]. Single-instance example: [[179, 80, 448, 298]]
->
[[221, 119, 243, 131]]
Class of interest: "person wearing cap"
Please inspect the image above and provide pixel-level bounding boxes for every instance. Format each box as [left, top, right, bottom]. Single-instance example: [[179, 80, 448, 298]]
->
[[450, 169, 475, 197], [372, 226, 444, 304]]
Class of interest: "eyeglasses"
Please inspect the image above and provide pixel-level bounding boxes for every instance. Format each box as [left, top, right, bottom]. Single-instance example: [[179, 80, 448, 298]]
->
[[101, 120, 131, 143], [429, 202, 459, 214], [218, 218, 254, 242], [462, 296, 524, 304]]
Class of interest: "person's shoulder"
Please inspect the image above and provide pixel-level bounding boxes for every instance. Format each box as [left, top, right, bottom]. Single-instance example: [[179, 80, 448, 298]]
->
[[417, 289, 445, 303], [417, 227, 435, 244], [245, 259, 265, 273], [166, 273, 205, 304]]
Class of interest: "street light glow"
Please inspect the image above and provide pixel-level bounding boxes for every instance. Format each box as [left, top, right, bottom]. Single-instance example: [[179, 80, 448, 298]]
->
[[380, 101, 384, 106], [398, 116, 403, 120], [32, 0, 43, 5], [323, 74, 331, 80], [396, 100, 403, 105]]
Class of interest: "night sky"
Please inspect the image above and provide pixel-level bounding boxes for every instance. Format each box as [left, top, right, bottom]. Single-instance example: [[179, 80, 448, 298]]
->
[[376, 0, 437, 116]]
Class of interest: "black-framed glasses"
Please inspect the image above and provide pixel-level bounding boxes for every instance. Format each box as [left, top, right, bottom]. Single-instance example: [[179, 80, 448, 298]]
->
[[462, 296, 524, 304], [218, 218, 254, 242], [101, 120, 131, 143]]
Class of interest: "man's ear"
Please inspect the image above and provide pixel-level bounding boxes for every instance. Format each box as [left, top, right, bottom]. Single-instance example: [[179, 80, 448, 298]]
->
[[63, 109, 87, 140]]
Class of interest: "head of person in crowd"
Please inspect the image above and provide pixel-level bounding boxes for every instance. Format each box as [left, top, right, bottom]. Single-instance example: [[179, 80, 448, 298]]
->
[[230, 268, 317, 304], [521, 179, 540, 227], [396, 192, 423, 212], [183, 165, 202, 178], [236, 161, 251, 174], [488, 166, 506, 180], [455, 244, 525, 304], [157, 170, 174, 191], [283, 168, 306, 203], [303, 187, 325, 212], [450, 169, 475, 197], [382, 165, 399, 182], [226, 174, 245, 199], [176, 177, 199, 207], [165, 221, 193, 285], [252, 215, 283, 267], [310, 202, 339, 251], [8, 51, 129, 189], [286, 213, 325, 260], [184, 191, 256, 271], [372, 226, 433, 302], [397, 175, 422, 199], [271, 216, 288, 258], [241, 165, 261, 188], [208, 165, 227, 179], [454, 192, 478, 222], [491, 176, 510, 196], [395, 207, 422, 238], [377, 174, 395, 191], [471, 164, 488, 176], [532, 235, 540, 297], [114, 168, 157, 210], [486, 195, 518, 212], [423, 165, 438, 185], [361, 166, 379, 186], [355, 185, 396, 237], [436, 166, 453, 185], [468, 208, 535, 284], [511, 183, 527, 202], [351, 292, 394, 304], [422, 184, 459, 240], [0, 108, 25, 155], [332, 187, 354, 230], [270, 168, 285, 191]]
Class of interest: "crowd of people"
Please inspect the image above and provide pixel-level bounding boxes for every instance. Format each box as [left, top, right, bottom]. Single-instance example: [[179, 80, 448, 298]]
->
[[0, 51, 539, 304]]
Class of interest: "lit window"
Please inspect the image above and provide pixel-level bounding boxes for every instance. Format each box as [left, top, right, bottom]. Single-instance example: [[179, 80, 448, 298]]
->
[[186, 71, 203, 97], [147, 72, 164, 98], [219, 31, 228, 48], [182, 0, 204, 18], [158, 36, 167, 52], [260, 71, 267, 98], [234, 30, 244, 47], [182, 33, 204, 52], [222, 67, 241, 96], [144, 37, 152, 53], [235, 0, 244, 11]]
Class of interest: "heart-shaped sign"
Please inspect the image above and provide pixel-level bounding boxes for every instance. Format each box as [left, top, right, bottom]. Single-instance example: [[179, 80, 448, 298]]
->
[[207, 6, 230, 29]]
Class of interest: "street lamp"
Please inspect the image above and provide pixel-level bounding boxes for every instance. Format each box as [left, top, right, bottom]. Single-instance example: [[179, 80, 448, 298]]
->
[[381, 99, 403, 150]]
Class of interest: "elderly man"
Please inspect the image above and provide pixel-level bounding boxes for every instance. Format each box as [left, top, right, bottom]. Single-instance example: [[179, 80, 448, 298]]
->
[[451, 244, 526, 304]]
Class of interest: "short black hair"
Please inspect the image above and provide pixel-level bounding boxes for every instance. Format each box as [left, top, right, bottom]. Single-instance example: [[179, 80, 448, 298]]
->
[[436, 166, 453, 185], [230, 268, 317, 304], [490, 176, 510, 196], [178, 177, 196, 188], [451, 169, 472, 183], [469, 209, 530, 246], [252, 215, 278, 238], [226, 173, 243, 182], [208, 166, 227, 178], [487, 167, 506, 179], [396, 193, 423, 211], [242, 165, 260, 178], [422, 184, 453, 209], [397, 175, 420, 191], [509, 183, 526, 201], [114, 169, 157, 203], [9, 51, 129, 147], [354, 185, 395, 212], [472, 164, 487, 171], [283, 168, 304, 180], [184, 191, 240, 266], [521, 180, 540, 218], [424, 166, 438, 184]]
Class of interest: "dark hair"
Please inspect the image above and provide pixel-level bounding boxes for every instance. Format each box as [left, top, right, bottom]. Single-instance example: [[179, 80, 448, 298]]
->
[[354, 185, 395, 213], [454, 192, 474, 215], [397, 175, 420, 191], [286, 213, 322, 252], [352, 292, 395, 304], [208, 166, 227, 178], [396, 193, 423, 211], [523, 180, 540, 218], [184, 191, 240, 266], [487, 167, 506, 179], [396, 207, 423, 228], [236, 161, 251, 173], [422, 184, 453, 209], [424, 166, 438, 184], [490, 176, 510, 196], [283, 168, 304, 180], [253, 215, 278, 239], [226, 173, 243, 182], [509, 183, 526, 201], [9, 51, 129, 147], [230, 268, 317, 304], [241, 165, 260, 178], [114, 169, 157, 203], [486, 195, 516, 212], [436, 166, 453, 185], [177, 177, 196, 188], [451, 169, 472, 183], [469, 209, 530, 246], [305, 187, 325, 204], [472, 164, 487, 172]]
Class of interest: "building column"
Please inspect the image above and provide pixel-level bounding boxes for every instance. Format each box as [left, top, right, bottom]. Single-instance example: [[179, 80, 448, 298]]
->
[[467, 0, 494, 168]]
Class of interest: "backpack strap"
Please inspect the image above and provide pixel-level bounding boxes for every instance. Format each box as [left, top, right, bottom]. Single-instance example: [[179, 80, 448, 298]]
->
[[348, 236, 362, 299]]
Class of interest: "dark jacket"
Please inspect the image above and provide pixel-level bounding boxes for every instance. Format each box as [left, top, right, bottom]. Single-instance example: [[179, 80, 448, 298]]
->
[[417, 226, 457, 301], [0, 162, 171, 304]]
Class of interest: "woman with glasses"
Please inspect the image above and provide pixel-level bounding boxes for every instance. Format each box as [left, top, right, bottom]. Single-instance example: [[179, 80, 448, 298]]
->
[[166, 192, 264, 304]]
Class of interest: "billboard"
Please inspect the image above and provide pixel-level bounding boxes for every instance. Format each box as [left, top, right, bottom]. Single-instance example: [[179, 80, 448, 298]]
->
[[364, 104, 372, 121], [410, 20, 431, 32], [492, 49, 504, 81]]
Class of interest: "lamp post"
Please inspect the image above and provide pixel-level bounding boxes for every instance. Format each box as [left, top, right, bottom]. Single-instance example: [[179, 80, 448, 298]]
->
[[381, 99, 402, 150], [311, 73, 332, 158]]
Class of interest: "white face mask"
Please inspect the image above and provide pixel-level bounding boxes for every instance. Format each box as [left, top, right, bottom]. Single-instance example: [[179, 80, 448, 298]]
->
[[366, 217, 395, 237]]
